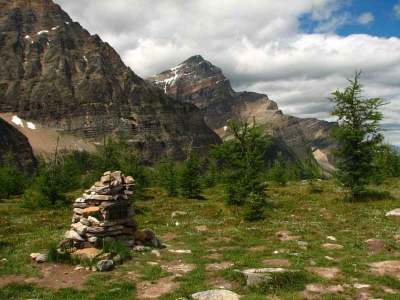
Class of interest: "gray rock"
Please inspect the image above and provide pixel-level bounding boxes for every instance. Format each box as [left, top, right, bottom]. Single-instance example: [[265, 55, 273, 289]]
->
[[192, 289, 241, 300], [151, 250, 161, 257], [87, 236, 98, 243], [150, 237, 159, 247], [35, 253, 47, 263], [71, 213, 81, 223], [385, 209, 400, 216], [73, 203, 90, 209], [88, 216, 100, 226], [242, 268, 293, 286], [171, 211, 187, 218], [73, 208, 83, 214], [168, 249, 192, 254], [71, 223, 88, 235], [107, 225, 124, 231], [97, 260, 114, 272], [86, 226, 106, 233], [80, 217, 91, 226], [64, 230, 85, 241], [133, 245, 151, 252]]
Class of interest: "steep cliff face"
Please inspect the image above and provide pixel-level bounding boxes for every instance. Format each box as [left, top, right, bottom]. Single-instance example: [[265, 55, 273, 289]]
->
[[0, 117, 37, 173], [146, 55, 336, 165], [0, 1, 220, 160]]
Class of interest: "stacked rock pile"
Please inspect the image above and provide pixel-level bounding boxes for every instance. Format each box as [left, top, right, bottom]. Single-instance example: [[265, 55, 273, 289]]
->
[[62, 171, 160, 251]]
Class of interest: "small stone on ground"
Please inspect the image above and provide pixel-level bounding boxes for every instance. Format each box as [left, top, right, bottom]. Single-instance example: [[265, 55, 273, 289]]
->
[[192, 289, 241, 300], [322, 243, 344, 250]]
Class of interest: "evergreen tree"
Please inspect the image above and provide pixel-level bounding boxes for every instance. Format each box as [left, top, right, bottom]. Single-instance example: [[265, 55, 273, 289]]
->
[[203, 158, 219, 188], [157, 156, 179, 196], [0, 152, 27, 199], [270, 152, 287, 186], [180, 150, 203, 199], [371, 144, 400, 184], [329, 71, 386, 198], [211, 119, 270, 206]]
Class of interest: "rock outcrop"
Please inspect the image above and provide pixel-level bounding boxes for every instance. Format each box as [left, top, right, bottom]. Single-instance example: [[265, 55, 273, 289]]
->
[[0, 1, 220, 161], [146, 55, 337, 167], [0, 116, 36, 173]]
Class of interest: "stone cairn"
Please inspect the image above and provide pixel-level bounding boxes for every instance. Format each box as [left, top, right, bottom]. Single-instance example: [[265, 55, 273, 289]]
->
[[62, 171, 160, 251]]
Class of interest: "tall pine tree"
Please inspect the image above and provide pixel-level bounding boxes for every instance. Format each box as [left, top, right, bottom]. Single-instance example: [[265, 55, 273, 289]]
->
[[329, 71, 386, 199]]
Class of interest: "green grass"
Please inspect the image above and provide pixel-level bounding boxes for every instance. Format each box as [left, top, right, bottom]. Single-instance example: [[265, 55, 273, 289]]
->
[[0, 178, 400, 299]]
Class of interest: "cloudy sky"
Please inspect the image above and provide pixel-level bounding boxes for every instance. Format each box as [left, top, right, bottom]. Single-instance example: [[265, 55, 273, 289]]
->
[[53, 0, 400, 145]]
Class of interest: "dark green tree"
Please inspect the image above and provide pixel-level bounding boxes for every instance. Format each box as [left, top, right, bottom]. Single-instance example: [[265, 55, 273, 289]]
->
[[211, 119, 270, 206], [0, 152, 28, 199], [329, 71, 386, 198], [180, 150, 203, 199], [203, 158, 219, 188], [270, 152, 287, 186], [371, 144, 400, 184], [157, 156, 179, 196]]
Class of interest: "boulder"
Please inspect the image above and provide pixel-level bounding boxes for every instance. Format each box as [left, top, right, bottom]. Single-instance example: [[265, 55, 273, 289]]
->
[[241, 268, 293, 286], [97, 260, 114, 272], [64, 230, 85, 241]]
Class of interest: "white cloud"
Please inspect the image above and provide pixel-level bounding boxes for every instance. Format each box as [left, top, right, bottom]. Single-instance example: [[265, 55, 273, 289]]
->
[[357, 12, 374, 25], [52, 0, 400, 145]]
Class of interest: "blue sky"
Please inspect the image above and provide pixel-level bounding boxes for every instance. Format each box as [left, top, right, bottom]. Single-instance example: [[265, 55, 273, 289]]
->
[[55, 0, 400, 145], [300, 0, 400, 38]]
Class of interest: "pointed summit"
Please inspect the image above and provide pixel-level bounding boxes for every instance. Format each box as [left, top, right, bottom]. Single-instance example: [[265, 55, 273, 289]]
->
[[183, 55, 205, 63], [146, 56, 337, 172]]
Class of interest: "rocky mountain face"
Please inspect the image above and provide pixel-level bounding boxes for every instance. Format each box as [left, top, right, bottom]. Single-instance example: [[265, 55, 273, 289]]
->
[[0, 117, 37, 173], [146, 55, 336, 166], [0, 0, 220, 161]]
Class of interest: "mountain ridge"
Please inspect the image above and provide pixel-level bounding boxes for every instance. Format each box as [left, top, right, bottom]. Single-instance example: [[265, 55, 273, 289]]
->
[[146, 55, 337, 168], [0, 0, 221, 161]]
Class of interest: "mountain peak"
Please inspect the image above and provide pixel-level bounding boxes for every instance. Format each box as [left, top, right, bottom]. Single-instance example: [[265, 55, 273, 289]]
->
[[0, 0, 221, 161], [183, 55, 205, 64]]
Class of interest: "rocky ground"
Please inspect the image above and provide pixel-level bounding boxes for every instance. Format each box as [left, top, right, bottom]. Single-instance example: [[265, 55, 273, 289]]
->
[[1, 179, 400, 299]]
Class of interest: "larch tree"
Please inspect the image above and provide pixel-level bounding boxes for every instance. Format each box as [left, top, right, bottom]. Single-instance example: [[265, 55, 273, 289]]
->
[[329, 70, 386, 199]]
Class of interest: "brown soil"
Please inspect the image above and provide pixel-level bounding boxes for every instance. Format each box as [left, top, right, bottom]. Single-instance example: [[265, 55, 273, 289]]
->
[[136, 276, 180, 299], [0, 263, 93, 290]]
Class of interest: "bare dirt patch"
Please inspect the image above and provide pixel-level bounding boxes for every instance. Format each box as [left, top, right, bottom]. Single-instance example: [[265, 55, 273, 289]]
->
[[136, 276, 180, 299], [203, 252, 222, 260], [305, 267, 342, 280], [300, 283, 345, 299], [249, 245, 268, 251], [205, 276, 240, 290], [205, 262, 234, 271], [0, 263, 93, 290], [159, 232, 180, 242], [160, 261, 196, 276], [369, 261, 400, 279], [205, 237, 233, 243], [262, 259, 291, 267]]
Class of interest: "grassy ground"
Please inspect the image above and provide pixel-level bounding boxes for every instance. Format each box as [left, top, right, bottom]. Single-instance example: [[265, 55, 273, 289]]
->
[[1, 178, 400, 299]]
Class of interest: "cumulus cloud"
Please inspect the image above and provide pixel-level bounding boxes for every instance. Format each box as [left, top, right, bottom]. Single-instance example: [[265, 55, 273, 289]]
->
[[357, 12, 374, 25], [52, 0, 400, 145]]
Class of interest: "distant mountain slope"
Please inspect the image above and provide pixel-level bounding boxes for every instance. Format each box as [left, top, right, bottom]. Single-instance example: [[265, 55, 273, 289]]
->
[[0, 0, 220, 161], [0, 116, 36, 173], [146, 55, 337, 167]]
